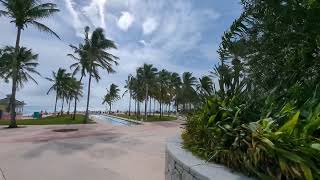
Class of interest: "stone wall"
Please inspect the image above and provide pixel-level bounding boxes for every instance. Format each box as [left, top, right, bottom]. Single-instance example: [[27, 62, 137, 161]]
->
[[165, 135, 251, 180]]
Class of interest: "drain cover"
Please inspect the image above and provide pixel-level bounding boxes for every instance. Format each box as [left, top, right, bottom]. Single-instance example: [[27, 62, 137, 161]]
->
[[53, 129, 78, 133]]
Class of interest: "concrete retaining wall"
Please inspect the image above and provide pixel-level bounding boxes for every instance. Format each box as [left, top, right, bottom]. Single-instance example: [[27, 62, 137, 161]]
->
[[165, 135, 251, 180]]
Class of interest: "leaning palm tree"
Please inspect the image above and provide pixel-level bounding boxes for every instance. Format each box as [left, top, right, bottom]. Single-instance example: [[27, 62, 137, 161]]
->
[[46, 68, 71, 114], [0, 46, 40, 89], [0, 0, 60, 128], [103, 83, 120, 114], [68, 28, 89, 120], [137, 64, 158, 121], [80, 27, 119, 123]]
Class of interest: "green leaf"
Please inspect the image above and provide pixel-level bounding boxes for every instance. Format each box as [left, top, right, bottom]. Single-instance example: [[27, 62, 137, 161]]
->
[[277, 111, 300, 135], [310, 143, 320, 151], [301, 164, 313, 180], [207, 115, 216, 126]]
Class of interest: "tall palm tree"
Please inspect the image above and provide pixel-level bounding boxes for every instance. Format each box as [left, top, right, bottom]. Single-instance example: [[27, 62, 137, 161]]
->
[[0, 0, 60, 128], [123, 75, 133, 116], [47, 68, 71, 114], [0, 46, 40, 89], [81, 27, 119, 123], [103, 83, 120, 114], [68, 27, 90, 120], [137, 64, 158, 121]]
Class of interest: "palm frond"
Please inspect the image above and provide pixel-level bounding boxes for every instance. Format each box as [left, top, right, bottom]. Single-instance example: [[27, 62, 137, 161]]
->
[[29, 20, 60, 39]]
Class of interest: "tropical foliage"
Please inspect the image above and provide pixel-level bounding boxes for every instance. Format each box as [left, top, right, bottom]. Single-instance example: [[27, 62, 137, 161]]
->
[[183, 0, 320, 179]]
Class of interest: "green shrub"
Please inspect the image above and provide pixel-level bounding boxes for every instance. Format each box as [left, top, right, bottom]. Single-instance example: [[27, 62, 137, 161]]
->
[[183, 96, 320, 179]]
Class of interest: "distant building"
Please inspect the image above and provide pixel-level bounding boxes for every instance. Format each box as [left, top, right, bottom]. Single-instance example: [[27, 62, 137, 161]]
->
[[0, 95, 25, 120]]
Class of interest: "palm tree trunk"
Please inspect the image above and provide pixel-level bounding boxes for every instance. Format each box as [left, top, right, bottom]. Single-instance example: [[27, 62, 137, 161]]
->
[[54, 91, 58, 114], [149, 97, 152, 116], [175, 99, 178, 115], [153, 99, 156, 116], [67, 98, 71, 114], [9, 27, 22, 128], [137, 101, 140, 119], [84, 75, 92, 123], [144, 85, 148, 122], [73, 97, 77, 120], [128, 92, 131, 116], [109, 104, 112, 114], [160, 100, 162, 119], [73, 75, 83, 120], [134, 99, 137, 116], [61, 97, 64, 115]]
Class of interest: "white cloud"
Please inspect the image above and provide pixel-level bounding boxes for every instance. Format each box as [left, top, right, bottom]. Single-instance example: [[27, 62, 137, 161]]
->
[[64, 0, 82, 31], [142, 17, 158, 35], [82, 0, 107, 28], [0, 0, 240, 111], [117, 12, 135, 31], [139, 40, 148, 46]]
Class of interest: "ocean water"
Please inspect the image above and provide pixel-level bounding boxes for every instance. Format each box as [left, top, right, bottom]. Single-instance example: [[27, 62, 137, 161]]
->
[[23, 106, 54, 116], [22, 105, 107, 116]]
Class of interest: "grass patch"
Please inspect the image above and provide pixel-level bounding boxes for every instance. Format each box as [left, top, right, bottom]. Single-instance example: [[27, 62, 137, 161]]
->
[[0, 115, 92, 126], [116, 114, 176, 122]]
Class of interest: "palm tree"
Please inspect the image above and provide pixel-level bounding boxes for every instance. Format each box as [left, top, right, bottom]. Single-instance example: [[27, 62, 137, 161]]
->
[[157, 69, 171, 118], [198, 76, 214, 97], [170, 72, 182, 113], [123, 75, 133, 116], [68, 27, 90, 120], [0, 0, 60, 128], [81, 27, 119, 123], [103, 83, 120, 114], [47, 68, 71, 114], [69, 27, 119, 123], [0, 46, 40, 89], [137, 64, 158, 121], [69, 78, 83, 119], [181, 72, 197, 111]]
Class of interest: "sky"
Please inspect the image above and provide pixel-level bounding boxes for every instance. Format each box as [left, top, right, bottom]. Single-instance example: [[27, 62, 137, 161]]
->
[[0, 0, 242, 112]]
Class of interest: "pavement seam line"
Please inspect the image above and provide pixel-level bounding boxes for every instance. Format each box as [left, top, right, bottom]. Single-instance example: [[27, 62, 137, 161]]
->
[[0, 167, 6, 180]]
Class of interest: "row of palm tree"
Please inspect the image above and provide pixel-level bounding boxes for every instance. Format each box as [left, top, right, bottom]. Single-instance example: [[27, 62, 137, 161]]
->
[[0, 0, 119, 127], [123, 63, 214, 120], [46, 68, 83, 118]]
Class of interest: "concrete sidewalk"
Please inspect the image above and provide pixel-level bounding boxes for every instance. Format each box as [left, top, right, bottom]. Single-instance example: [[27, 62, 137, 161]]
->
[[0, 121, 182, 180]]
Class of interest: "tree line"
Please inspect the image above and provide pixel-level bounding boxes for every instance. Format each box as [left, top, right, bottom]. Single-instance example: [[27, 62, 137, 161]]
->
[[120, 63, 216, 121]]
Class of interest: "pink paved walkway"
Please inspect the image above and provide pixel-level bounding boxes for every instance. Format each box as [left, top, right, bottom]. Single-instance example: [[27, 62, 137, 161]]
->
[[0, 120, 183, 180]]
